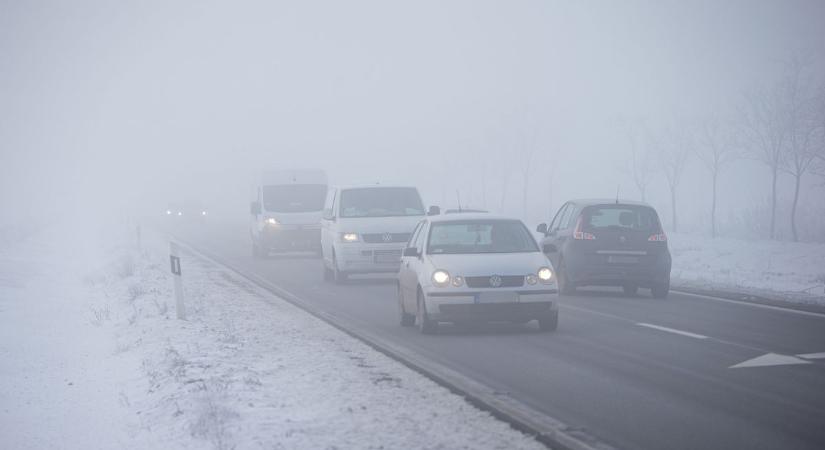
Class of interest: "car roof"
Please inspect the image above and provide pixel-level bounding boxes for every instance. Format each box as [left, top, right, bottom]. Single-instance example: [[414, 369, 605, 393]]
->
[[333, 184, 419, 191], [567, 198, 653, 208], [427, 213, 523, 223]]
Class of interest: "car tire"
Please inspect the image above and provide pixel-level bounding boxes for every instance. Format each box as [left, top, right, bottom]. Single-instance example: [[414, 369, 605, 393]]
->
[[557, 259, 575, 295], [398, 286, 415, 327], [538, 310, 558, 332], [651, 282, 669, 299], [333, 253, 348, 284], [623, 284, 639, 296], [416, 290, 437, 334]]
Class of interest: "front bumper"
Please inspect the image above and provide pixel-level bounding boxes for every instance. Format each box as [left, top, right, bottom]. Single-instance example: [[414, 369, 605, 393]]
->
[[425, 289, 558, 322], [260, 226, 321, 251], [336, 243, 405, 273]]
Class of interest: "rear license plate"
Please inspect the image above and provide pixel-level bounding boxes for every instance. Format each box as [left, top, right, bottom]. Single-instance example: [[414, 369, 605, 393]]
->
[[608, 255, 639, 264], [478, 291, 517, 304]]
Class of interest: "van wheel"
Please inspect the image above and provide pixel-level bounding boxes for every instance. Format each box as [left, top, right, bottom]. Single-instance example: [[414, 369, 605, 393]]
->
[[557, 259, 575, 295], [416, 290, 437, 334], [398, 286, 415, 327], [538, 311, 558, 332], [623, 284, 638, 296], [333, 253, 348, 284]]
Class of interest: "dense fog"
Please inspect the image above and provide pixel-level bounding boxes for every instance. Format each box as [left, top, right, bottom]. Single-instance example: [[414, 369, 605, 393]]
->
[[2, 0, 824, 240]]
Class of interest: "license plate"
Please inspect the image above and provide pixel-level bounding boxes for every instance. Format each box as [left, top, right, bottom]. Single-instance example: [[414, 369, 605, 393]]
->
[[477, 291, 517, 304], [608, 255, 639, 264], [373, 253, 400, 264]]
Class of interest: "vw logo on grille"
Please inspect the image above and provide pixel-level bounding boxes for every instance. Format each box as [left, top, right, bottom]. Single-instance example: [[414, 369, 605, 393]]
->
[[489, 275, 502, 288], [382, 233, 393, 242]]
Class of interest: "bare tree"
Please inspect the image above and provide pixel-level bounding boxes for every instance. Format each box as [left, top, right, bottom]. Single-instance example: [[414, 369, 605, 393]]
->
[[695, 116, 738, 238], [739, 82, 788, 240], [656, 124, 692, 233], [620, 120, 656, 202], [780, 58, 820, 242]]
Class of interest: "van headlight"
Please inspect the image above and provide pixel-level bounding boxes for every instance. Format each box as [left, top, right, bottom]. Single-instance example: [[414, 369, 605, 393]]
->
[[432, 270, 450, 287], [537, 267, 554, 283], [341, 233, 358, 243], [265, 217, 279, 226]]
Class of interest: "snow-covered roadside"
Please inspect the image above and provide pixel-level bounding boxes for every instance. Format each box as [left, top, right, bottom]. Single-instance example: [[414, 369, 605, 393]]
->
[[1, 224, 545, 450], [669, 233, 825, 305]]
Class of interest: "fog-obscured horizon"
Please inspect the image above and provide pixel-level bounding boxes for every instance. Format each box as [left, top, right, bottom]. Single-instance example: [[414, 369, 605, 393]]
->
[[2, 0, 824, 239]]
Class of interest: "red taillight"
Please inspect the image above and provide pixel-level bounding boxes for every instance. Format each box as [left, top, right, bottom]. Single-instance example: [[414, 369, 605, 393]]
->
[[648, 233, 667, 242], [573, 216, 596, 240]]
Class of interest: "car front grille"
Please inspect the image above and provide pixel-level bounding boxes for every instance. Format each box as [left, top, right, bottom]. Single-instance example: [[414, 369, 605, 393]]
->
[[361, 233, 411, 244], [465, 275, 525, 288]]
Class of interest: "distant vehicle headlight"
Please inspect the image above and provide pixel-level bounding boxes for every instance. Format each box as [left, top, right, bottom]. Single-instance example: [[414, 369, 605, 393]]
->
[[537, 267, 554, 283], [166, 210, 172, 215], [526, 274, 538, 285], [265, 217, 279, 226], [451, 275, 464, 287], [201, 211, 207, 216], [432, 270, 450, 287], [177, 211, 183, 216], [341, 233, 358, 242]]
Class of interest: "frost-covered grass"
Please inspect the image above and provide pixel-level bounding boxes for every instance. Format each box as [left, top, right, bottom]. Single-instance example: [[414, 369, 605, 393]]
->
[[0, 223, 544, 450], [670, 232, 825, 303]]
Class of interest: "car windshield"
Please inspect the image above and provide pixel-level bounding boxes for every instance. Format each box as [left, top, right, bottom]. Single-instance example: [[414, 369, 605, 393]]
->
[[339, 187, 425, 218], [582, 205, 660, 232], [427, 220, 538, 254], [263, 184, 327, 213]]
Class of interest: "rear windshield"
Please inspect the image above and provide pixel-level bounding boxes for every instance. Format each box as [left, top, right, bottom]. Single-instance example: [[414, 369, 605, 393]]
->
[[339, 187, 425, 218], [427, 220, 538, 254], [263, 184, 327, 213], [581, 205, 660, 232]]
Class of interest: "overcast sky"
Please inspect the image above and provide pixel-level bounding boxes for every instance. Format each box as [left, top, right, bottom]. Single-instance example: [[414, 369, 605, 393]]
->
[[1, 0, 823, 227]]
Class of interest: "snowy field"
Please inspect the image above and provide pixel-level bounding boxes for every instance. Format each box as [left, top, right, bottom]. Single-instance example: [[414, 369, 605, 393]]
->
[[669, 233, 825, 304], [0, 223, 544, 450]]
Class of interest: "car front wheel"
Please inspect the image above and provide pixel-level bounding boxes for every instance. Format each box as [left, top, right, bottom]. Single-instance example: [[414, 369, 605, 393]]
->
[[398, 286, 415, 327], [416, 290, 437, 334]]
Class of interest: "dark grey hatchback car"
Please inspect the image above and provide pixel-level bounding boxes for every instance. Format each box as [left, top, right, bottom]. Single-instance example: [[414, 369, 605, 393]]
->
[[537, 199, 672, 298]]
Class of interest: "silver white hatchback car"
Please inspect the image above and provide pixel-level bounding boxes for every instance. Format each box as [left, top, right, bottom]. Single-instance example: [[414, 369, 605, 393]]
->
[[397, 214, 559, 334]]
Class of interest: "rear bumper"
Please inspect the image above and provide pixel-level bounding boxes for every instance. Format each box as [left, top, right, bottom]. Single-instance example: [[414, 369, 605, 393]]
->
[[425, 291, 558, 322], [566, 252, 671, 287]]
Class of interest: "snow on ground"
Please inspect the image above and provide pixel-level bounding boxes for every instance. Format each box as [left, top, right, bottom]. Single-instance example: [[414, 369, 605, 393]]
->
[[669, 232, 825, 304], [0, 223, 545, 450]]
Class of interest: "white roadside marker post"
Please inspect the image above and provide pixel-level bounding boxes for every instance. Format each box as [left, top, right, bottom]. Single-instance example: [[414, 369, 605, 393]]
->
[[169, 242, 185, 320]]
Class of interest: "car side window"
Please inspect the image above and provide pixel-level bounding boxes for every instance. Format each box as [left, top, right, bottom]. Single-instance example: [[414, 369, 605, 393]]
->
[[559, 204, 576, 230], [551, 204, 569, 230], [565, 206, 580, 229]]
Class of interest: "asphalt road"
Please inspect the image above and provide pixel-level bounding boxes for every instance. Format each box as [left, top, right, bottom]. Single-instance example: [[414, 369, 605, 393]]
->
[[172, 219, 825, 450]]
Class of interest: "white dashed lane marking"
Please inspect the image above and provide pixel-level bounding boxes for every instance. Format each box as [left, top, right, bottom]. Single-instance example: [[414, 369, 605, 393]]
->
[[636, 323, 709, 340]]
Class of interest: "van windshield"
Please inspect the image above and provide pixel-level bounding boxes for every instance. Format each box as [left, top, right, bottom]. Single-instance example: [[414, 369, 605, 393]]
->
[[263, 184, 327, 213], [339, 187, 425, 218], [582, 205, 660, 232]]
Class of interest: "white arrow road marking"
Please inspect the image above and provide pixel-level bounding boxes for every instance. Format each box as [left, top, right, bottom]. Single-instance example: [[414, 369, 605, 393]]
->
[[636, 323, 709, 340], [729, 353, 812, 369], [796, 352, 825, 360]]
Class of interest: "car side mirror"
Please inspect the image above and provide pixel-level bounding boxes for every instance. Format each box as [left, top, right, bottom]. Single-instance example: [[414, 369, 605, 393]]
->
[[427, 205, 440, 216], [322, 208, 335, 221], [403, 247, 420, 257], [536, 223, 548, 235], [543, 243, 558, 253], [250, 201, 261, 215]]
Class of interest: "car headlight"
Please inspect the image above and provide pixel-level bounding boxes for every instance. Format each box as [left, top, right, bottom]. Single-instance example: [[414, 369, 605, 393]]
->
[[537, 267, 554, 283], [451, 275, 464, 287], [265, 217, 279, 226], [201, 211, 207, 216], [341, 233, 358, 243], [177, 211, 183, 216], [526, 274, 538, 285], [166, 210, 172, 215], [432, 270, 450, 287]]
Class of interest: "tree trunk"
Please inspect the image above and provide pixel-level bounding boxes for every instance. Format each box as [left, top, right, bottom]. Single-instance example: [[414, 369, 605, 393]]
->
[[791, 172, 801, 242], [671, 186, 678, 233], [711, 170, 717, 239], [770, 166, 778, 240]]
